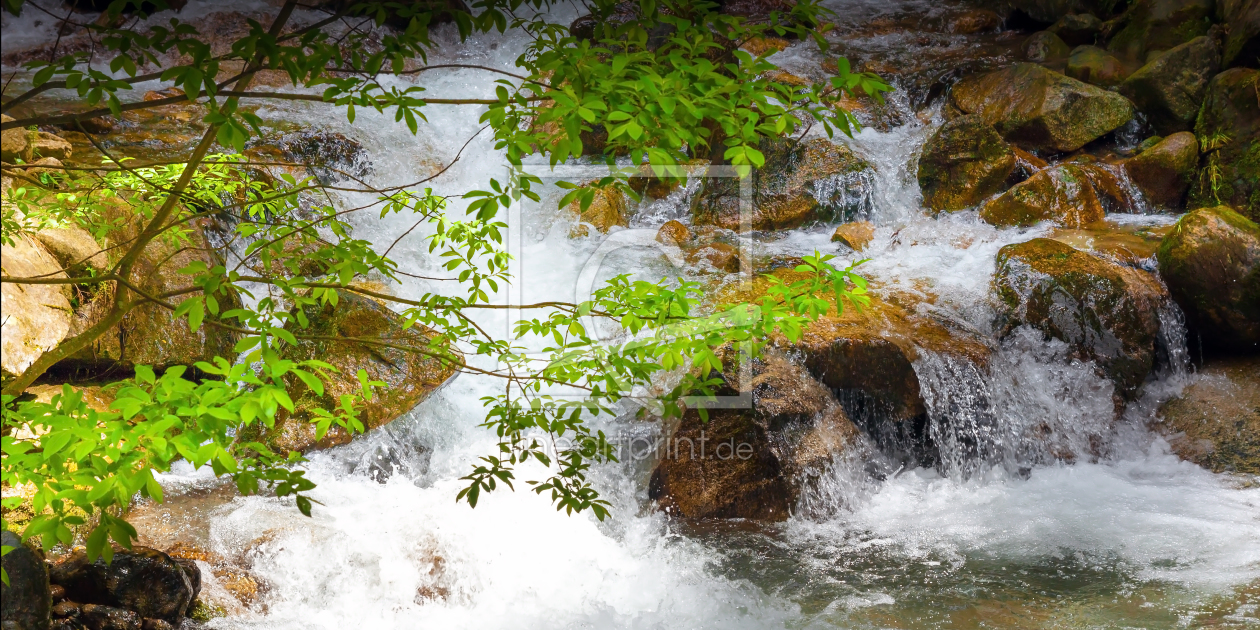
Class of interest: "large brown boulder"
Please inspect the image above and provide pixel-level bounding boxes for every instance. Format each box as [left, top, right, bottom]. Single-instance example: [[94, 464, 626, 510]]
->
[[995, 238, 1170, 398], [980, 164, 1105, 228], [717, 271, 994, 467], [1, 530, 51, 630], [1122, 131, 1199, 209], [1188, 68, 1260, 222], [1217, 0, 1259, 67], [917, 115, 1017, 212], [245, 290, 459, 453], [1156, 206, 1260, 353], [693, 137, 874, 231], [648, 353, 862, 521], [57, 199, 242, 378], [1119, 35, 1222, 135], [1107, 0, 1216, 62], [1154, 357, 1260, 474], [949, 63, 1134, 152], [1, 234, 72, 382], [49, 547, 196, 622]]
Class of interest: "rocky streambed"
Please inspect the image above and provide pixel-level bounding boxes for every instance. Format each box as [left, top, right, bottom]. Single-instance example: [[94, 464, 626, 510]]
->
[[2, 0, 1259, 628]]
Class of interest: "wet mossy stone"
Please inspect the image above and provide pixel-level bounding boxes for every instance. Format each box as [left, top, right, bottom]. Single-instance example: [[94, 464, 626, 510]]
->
[[1156, 206, 1260, 354], [1217, 0, 1259, 68], [1065, 45, 1131, 87], [1189, 68, 1260, 221], [693, 137, 874, 231], [1, 529, 51, 630], [1107, 0, 1216, 62], [1155, 356, 1260, 474], [244, 290, 460, 454], [648, 354, 861, 521], [49, 547, 194, 622], [1119, 35, 1222, 135], [980, 164, 1105, 228], [949, 63, 1134, 152], [1050, 12, 1104, 46], [995, 238, 1170, 398], [1122, 131, 1199, 209], [918, 115, 1017, 212], [1024, 31, 1072, 62]]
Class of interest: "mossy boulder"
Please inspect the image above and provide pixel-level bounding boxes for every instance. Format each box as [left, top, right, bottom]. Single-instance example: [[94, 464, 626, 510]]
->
[[1, 235, 71, 382], [1119, 35, 1222, 134], [1107, 0, 1217, 63], [1065, 45, 1131, 87], [1024, 31, 1073, 62], [1189, 68, 1260, 221], [980, 164, 1105, 228], [1050, 13, 1104, 46], [949, 63, 1134, 152], [59, 201, 242, 378], [1156, 206, 1260, 353], [1154, 357, 1259, 474], [917, 115, 1017, 212], [648, 353, 862, 521], [995, 238, 1169, 398], [248, 290, 459, 453], [1217, 0, 1259, 67], [1121, 131, 1199, 209], [717, 272, 993, 467], [693, 137, 874, 231]]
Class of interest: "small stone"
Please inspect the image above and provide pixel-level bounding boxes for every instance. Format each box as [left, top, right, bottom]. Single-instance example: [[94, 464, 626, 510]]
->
[[79, 604, 142, 630], [142, 87, 185, 101], [655, 220, 691, 245], [2, 113, 30, 163], [142, 619, 178, 630], [52, 600, 81, 618], [948, 9, 1001, 34], [685, 243, 740, 273], [28, 132, 73, 161], [831, 221, 876, 251]]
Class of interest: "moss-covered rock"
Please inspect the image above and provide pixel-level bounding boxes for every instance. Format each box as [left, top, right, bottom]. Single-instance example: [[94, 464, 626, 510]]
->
[[1156, 206, 1260, 353], [1065, 45, 1131, 87], [917, 115, 1017, 212], [1119, 35, 1222, 134], [1107, 0, 1217, 62], [648, 353, 862, 521], [248, 290, 459, 453], [1, 235, 71, 382], [980, 164, 1105, 228], [59, 200, 242, 377], [995, 238, 1169, 398], [1050, 13, 1105, 46], [1121, 131, 1199, 209], [1217, 0, 1259, 67], [1154, 357, 1259, 474], [716, 272, 993, 467], [693, 137, 874, 231], [1024, 31, 1073, 62], [949, 63, 1134, 152], [1189, 68, 1260, 221], [1046, 218, 1175, 266]]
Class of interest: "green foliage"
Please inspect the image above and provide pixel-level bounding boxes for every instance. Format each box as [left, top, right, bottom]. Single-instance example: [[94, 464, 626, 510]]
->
[[0, 0, 883, 564]]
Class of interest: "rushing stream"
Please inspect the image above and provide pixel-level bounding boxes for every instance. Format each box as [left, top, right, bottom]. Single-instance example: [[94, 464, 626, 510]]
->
[[4, 1, 1259, 627]]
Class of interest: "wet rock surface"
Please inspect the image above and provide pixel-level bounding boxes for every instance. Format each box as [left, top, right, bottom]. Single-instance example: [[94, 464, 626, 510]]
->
[[241, 290, 459, 453], [1, 530, 51, 630], [980, 164, 1105, 228], [1156, 206, 1260, 354], [994, 238, 1169, 398], [649, 353, 863, 521], [0, 234, 72, 380], [49, 546, 196, 622], [1121, 131, 1199, 209], [1155, 357, 1260, 474], [948, 63, 1134, 152], [694, 137, 874, 231], [1119, 35, 1222, 134], [1188, 68, 1259, 221], [917, 115, 1017, 212]]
